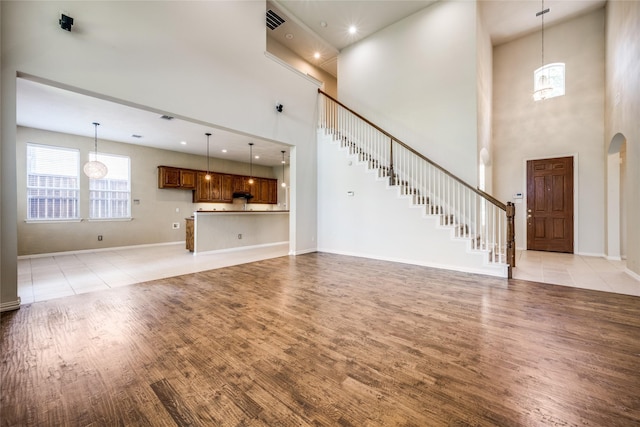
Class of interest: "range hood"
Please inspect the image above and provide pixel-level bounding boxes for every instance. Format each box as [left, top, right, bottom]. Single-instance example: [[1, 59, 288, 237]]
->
[[232, 191, 254, 200]]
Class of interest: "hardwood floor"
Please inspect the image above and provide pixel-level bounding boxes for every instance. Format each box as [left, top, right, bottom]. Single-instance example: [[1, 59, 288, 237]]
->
[[2, 253, 640, 426]]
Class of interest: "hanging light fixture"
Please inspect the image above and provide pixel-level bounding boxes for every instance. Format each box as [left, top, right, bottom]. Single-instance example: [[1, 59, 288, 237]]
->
[[281, 150, 286, 188], [205, 132, 212, 180], [248, 143, 254, 185], [533, 0, 553, 101], [83, 122, 108, 179]]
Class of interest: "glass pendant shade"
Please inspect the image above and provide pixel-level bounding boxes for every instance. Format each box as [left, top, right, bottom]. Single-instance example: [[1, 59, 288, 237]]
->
[[83, 160, 108, 179], [84, 122, 108, 179]]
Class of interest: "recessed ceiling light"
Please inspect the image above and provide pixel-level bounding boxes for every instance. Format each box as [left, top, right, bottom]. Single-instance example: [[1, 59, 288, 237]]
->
[[349, 25, 357, 35], [285, 33, 294, 40], [314, 52, 321, 59], [221, 149, 227, 153], [320, 21, 327, 28], [180, 141, 187, 145], [255, 155, 260, 159]]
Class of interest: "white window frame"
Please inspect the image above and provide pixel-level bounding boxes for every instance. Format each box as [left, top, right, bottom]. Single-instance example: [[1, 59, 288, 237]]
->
[[89, 153, 132, 220], [26, 143, 80, 221], [533, 62, 565, 101]]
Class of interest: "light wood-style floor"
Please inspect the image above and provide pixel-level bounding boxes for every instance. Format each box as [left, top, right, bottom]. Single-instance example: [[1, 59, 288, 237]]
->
[[2, 253, 640, 426]]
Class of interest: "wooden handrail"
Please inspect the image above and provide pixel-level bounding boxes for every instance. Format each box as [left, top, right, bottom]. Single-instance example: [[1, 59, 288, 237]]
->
[[318, 89, 505, 211]]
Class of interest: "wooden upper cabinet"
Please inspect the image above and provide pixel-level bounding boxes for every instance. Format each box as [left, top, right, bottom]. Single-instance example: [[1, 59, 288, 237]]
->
[[161, 165, 278, 205], [158, 166, 181, 188], [180, 170, 196, 189], [158, 166, 197, 189], [221, 174, 233, 202]]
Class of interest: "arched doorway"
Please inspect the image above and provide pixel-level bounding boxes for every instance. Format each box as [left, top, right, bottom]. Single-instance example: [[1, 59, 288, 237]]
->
[[607, 133, 627, 260]]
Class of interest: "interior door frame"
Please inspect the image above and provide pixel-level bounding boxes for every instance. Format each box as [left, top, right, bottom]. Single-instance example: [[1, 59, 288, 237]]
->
[[521, 153, 579, 253]]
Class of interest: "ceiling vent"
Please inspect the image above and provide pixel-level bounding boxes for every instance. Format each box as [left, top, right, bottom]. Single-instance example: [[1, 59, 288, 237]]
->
[[160, 115, 174, 121], [266, 9, 285, 30]]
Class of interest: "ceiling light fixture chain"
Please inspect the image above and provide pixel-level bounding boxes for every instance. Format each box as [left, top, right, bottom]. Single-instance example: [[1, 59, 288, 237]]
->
[[248, 143, 254, 185], [534, 0, 552, 100], [205, 132, 212, 180], [83, 122, 108, 179], [281, 150, 286, 188]]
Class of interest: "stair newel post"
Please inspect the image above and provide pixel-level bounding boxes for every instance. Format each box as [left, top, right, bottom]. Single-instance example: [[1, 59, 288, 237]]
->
[[506, 201, 516, 278], [388, 137, 395, 186]]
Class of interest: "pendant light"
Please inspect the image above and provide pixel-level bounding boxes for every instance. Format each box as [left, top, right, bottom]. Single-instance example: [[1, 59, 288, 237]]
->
[[83, 122, 108, 179], [533, 0, 553, 101], [281, 150, 286, 188], [205, 132, 212, 180], [248, 143, 254, 185]]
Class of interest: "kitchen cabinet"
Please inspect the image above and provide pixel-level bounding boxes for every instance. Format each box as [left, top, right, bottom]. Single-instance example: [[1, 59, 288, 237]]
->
[[158, 166, 196, 189], [185, 218, 194, 252], [160, 165, 278, 204], [193, 172, 234, 203]]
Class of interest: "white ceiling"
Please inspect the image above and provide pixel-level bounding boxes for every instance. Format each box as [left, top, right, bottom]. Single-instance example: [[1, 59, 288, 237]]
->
[[17, 0, 606, 166]]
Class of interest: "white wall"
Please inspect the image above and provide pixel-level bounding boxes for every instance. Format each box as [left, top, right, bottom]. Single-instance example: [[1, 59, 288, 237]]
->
[[337, 0, 479, 185], [605, 1, 640, 275], [492, 10, 606, 256], [477, 4, 493, 193], [1, 1, 319, 309]]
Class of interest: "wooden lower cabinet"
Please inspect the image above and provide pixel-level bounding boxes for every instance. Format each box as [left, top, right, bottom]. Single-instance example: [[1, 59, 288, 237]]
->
[[185, 218, 194, 252]]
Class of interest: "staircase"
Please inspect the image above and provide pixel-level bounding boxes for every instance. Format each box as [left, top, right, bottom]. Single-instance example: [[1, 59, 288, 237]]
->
[[317, 90, 515, 278]]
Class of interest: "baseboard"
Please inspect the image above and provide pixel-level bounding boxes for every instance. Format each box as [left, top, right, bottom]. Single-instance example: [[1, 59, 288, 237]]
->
[[194, 241, 289, 256], [292, 248, 318, 256], [625, 268, 640, 282], [575, 252, 606, 258], [18, 241, 184, 259], [0, 297, 22, 312], [316, 248, 508, 278], [605, 255, 623, 261]]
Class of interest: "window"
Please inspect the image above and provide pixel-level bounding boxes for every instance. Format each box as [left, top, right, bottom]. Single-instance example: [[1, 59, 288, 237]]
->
[[27, 144, 80, 220], [89, 153, 131, 219], [533, 62, 565, 101]]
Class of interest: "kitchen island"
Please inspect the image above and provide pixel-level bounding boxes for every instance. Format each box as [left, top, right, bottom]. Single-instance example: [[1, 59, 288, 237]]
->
[[187, 210, 289, 254]]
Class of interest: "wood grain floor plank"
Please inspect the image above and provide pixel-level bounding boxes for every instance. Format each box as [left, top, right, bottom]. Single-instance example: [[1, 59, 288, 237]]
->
[[2, 253, 639, 426]]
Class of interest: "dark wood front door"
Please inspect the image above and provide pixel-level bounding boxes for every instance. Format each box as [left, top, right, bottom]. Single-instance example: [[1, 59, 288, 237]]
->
[[526, 156, 574, 253]]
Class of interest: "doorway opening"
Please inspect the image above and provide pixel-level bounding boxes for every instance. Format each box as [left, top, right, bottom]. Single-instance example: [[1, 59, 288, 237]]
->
[[607, 133, 627, 260]]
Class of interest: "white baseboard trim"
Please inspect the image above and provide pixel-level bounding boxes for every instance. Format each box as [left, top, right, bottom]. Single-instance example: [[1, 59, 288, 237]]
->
[[605, 255, 623, 261], [575, 252, 606, 258], [292, 248, 318, 256], [316, 248, 508, 278], [18, 241, 184, 259], [625, 268, 640, 282], [1, 297, 22, 312], [194, 241, 289, 256]]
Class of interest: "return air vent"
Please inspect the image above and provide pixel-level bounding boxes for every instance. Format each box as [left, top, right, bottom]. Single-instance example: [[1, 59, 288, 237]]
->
[[266, 9, 285, 30], [160, 115, 174, 121]]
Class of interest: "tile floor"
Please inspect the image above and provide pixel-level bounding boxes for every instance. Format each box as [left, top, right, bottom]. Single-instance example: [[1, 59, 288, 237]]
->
[[18, 243, 290, 304], [512, 249, 640, 296], [17, 245, 640, 304]]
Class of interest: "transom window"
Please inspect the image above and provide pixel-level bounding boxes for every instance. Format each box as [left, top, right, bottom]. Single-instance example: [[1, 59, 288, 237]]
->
[[89, 153, 131, 219], [26, 144, 80, 220], [533, 62, 565, 101]]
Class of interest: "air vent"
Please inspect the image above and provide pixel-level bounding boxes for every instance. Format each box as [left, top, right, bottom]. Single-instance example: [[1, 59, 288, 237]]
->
[[160, 115, 174, 121], [131, 134, 142, 138], [266, 9, 285, 30]]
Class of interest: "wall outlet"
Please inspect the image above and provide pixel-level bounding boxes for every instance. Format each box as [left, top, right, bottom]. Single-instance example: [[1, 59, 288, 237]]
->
[[97, 235, 103, 241], [172, 223, 180, 229], [238, 234, 242, 239]]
